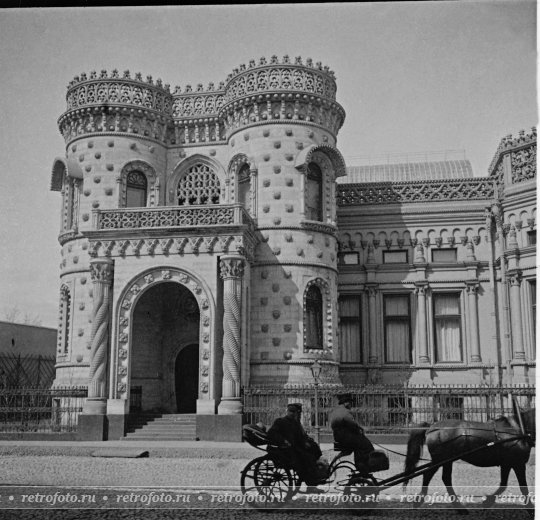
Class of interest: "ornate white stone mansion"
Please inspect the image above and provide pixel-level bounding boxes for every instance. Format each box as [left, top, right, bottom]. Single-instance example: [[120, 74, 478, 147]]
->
[[50, 56, 536, 437]]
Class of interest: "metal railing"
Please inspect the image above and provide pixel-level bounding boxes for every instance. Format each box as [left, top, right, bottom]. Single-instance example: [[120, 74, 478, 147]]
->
[[0, 388, 87, 433], [242, 384, 536, 434]]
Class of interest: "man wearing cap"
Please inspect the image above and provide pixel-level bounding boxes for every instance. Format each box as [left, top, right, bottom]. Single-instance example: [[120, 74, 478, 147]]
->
[[267, 403, 322, 486], [329, 393, 374, 476]]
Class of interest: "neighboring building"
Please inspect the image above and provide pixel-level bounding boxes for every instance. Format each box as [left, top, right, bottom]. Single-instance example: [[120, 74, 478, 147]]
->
[[49, 56, 535, 439], [0, 321, 57, 388], [0, 321, 56, 356]]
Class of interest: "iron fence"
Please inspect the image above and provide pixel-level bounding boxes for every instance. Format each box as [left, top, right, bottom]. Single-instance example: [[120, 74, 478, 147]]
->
[[0, 387, 87, 433], [242, 384, 536, 434], [0, 353, 56, 389]]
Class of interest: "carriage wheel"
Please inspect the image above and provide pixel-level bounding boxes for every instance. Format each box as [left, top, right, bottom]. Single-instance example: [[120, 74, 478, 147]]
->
[[240, 455, 295, 508], [320, 460, 357, 493]]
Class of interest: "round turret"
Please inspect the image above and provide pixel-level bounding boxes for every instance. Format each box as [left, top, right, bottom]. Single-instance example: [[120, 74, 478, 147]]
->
[[219, 55, 345, 140]]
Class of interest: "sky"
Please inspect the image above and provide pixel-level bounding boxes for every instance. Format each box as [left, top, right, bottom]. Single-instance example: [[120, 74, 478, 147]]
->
[[0, 2, 536, 329]]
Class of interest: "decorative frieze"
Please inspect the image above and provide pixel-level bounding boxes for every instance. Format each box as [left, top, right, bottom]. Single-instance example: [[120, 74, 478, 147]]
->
[[337, 178, 495, 206]]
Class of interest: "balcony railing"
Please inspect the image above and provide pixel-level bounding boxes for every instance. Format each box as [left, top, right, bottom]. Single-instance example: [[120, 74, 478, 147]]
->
[[93, 203, 253, 231]]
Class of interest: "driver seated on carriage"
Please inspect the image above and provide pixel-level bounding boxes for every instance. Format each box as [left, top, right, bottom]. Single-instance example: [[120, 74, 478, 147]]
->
[[266, 403, 328, 486], [329, 393, 375, 477]]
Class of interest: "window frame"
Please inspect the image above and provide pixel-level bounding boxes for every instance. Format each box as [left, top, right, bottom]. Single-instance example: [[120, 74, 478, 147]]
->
[[432, 292, 463, 363], [338, 295, 362, 363], [431, 248, 458, 263], [383, 293, 412, 364], [383, 250, 408, 264], [125, 170, 148, 208], [338, 252, 360, 265], [306, 162, 323, 222]]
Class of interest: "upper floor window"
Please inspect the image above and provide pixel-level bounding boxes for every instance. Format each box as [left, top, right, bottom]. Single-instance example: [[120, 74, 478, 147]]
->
[[238, 164, 251, 213], [338, 252, 359, 265], [339, 295, 362, 363], [384, 294, 411, 363], [177, 163, 220, 205], [527, 230, 536, 246], [432, 249, 457, 263], [305, 285, 323, 349], [62, 173, 79, 232], [306, 162, 323, 221], [125, 170, 148, 208], [433, 293, 462, 362], [383, 250, 408, 264]]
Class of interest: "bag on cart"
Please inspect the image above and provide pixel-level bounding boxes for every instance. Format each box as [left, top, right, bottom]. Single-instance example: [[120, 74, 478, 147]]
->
[[367, 450, 389, 472]]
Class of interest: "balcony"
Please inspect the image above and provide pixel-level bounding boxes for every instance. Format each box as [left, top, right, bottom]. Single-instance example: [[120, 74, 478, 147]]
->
[[92, 204, 254, 231]]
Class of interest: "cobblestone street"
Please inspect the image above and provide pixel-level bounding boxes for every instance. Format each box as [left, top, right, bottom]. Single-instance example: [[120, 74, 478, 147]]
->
[[0, 450, 534, 519]]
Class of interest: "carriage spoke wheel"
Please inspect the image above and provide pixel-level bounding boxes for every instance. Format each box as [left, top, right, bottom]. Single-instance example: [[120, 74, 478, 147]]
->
[[319, 460, 357, 493], [240, 456, 295, 509]]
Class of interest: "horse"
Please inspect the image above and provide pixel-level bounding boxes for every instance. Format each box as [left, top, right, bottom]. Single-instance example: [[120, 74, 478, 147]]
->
[[402, 407, 535, 515]]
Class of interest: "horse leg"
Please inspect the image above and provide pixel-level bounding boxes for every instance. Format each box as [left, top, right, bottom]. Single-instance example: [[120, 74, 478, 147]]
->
[[513, 462, 534, 517], [441, 462, 468, 515], [413, 465, 438, 509], [483, 463, 510, 507]]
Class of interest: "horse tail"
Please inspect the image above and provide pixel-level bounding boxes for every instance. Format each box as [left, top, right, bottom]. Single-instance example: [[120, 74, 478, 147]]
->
[[402, 422, 430, 487]]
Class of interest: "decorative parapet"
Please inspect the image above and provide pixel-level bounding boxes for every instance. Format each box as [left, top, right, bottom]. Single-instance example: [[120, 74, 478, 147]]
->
[[488, 127, 537, 188], [58, 56, 345, 145], [218, 55, 345, 138], [336, 178, 495, 206], [93, 203, 254, 231], [66, 69, 173, 112], [172, 84, 226, 119]]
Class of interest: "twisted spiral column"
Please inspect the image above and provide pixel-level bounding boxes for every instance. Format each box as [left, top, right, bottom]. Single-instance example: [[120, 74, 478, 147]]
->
[[85, 259, 113, 414], [218, 256, 244, 415]]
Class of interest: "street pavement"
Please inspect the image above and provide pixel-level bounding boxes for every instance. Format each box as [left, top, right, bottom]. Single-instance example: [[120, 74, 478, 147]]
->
[[0, 440, 534, 519]]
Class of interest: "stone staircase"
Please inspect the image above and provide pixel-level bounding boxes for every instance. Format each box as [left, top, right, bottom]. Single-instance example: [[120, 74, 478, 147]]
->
[[123, 414, 197, 441]]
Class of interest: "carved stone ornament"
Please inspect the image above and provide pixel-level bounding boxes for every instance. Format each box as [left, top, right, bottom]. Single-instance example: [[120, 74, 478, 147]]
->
[[162, 270, 172, 279], [202, 350, 210, 360], [118, 366, 127, 376], [90, 261, 114, 283], [130, 284, 141, 295], [119, 333, 128, 343], [220, 258, 245, 279], [144, 274, 155, 284], [118, 383, 127, 393], [121, 300, 131, 310], [119, 349, 128, 359], [119, 317, 129, 327]]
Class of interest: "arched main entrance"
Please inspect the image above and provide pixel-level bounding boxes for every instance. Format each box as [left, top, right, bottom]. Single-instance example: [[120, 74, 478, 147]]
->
[[130, 282, 200, 413], [175, 344, 199, 413]]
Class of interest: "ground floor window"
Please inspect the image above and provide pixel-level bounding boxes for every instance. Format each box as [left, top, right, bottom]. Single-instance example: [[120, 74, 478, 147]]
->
[[384, 294, 411, 363], [433, 293, 462, 362], [339, 295, 362, 363]]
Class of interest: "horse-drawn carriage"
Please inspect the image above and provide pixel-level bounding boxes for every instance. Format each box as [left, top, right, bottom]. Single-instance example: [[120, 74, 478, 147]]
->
[[240, 423, 389, 506], [240, 404, 535, 513]]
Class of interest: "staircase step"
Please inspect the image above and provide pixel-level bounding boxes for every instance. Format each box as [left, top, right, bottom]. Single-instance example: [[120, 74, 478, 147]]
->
[[124, 414, 198, 441]]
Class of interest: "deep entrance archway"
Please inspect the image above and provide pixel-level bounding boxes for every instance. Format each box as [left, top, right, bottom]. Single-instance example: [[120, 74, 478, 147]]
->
[[130, 282, 200, 413], [175, 344, 199, 413]]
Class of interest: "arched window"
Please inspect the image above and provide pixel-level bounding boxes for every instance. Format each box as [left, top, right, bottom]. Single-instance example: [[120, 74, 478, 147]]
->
[[177, 163, 220, 205], [62, 172, 79, 231], [238, 164, 251, 212], [126, 170, 148, 208], [305, 285, 323, 349], [306, 162, 323, 221]]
